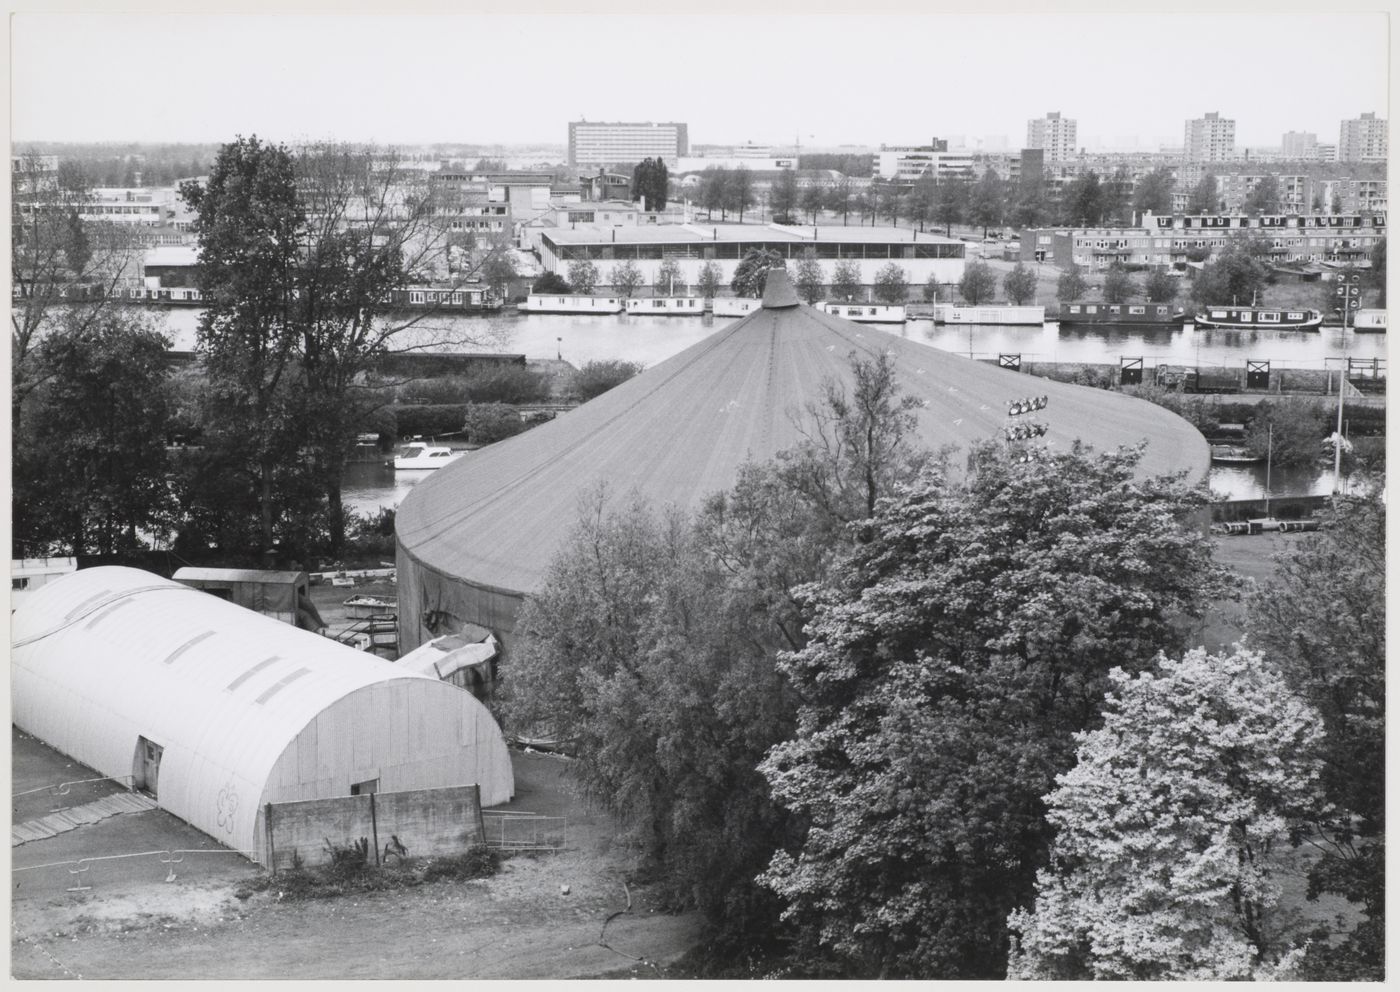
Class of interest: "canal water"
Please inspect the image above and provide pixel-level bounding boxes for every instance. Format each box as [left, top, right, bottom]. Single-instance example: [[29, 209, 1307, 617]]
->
[[154, 308, 1379, 513]]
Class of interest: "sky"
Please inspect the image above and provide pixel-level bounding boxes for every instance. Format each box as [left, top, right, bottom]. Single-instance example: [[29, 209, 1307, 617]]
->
[[8, 6, 1393, 152]]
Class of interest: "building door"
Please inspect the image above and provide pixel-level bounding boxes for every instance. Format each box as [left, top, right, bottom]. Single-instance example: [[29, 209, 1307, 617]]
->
[[1246, 360, 1270, 390], [134, 737, 164, 798]]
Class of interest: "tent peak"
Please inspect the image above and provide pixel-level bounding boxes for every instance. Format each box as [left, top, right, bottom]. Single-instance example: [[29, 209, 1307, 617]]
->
[[761, 269, 800, 309]]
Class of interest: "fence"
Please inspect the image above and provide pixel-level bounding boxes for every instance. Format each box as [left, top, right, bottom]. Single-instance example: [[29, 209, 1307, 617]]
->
[[481, 811, 567, 852], [12, 848, 257, 893]]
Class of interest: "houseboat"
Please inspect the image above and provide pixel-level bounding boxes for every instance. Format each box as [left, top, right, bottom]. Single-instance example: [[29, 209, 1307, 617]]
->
[[387, 285, 498, 313], [933, 303, 1045, 326], [393, 442, 465, 471], [1353, 308, 1387, 333], [1192, 306, 1323, 331], [711, 297, 763, 318], [818, 302, 907, 324], [1057, 302, 1187, 325], [518, 294, 624, 315], [625, 296, 706, 316]]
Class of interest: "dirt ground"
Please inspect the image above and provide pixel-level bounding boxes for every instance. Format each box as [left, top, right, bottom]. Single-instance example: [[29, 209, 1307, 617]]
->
[[11, 745, 702, 980]]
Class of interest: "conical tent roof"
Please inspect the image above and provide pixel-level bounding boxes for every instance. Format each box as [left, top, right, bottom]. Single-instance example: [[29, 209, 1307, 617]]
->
[[397, 271, 1208, 609]]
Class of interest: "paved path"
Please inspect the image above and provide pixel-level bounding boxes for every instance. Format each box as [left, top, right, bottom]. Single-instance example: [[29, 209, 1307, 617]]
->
[[12, 792, 158, 846]]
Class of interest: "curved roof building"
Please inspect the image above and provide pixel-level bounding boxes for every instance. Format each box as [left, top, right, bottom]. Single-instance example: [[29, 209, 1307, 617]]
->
[[396, 272, 1209, 656], [11, 566, 514, 862]]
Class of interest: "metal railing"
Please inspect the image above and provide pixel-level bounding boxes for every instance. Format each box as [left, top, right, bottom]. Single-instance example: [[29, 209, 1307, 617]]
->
[[481, 811, 567, 852], [12, 849, 257, 892], [12, 775, 135, 800]]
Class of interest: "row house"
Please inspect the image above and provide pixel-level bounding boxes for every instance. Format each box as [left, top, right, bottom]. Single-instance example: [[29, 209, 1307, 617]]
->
[[1022, 212, 1385, 269]]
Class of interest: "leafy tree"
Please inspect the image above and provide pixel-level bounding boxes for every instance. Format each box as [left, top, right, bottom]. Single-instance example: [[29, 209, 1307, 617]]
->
[[533, 271, 572, 294], [1187, 173, 1220, 214], [1102, 166, 1133, 224], [760, 443, 1229, 978], [922, 272, 940, 303], [1061, 171, 1105, 225], [700, 167, 729, 221], [770, 168, 800, 224], [908, 171, 938, 232], [1131, 166, 1176, 216], [12, 310, 175, 557], [481, 250, 517, 300], [852, 187, 875, 226], [1002, 263, 1038, 305], [1367, 235, 1385, 305], [872, 262, 908, 304], [609, 259, 645, 299], [573, 358, 645, 401], [461, 402, 529, 444], [933, 176, 968, 235], [1243, 398, 1328, 466], [794, 249, 826, 305], [1144, 269, 1178, 303], [631, 156, 669, 211], [830, 259, 862, 301], [655, 257, 683, 295], [1100, 263, 1137, 304], [726, 167, 755, 223], [969, 168, 1006, 237], [567, 258, 599, 293], [1189, 238, 1271, 309], [1245, 495, 1385, 981], [1056, 262, 1089, 302], [825, 177, 854, 225], [1008, 647, 1325, 981], [958, 259, 997, 305], [731, 248, 786, 298], [697, 260, 723, 300], [64, 209, 92, 274], [1010, 178, 1050, 229], [1244, 175, 1283, 215], [1331, 191, 1344, 214], [873, 181, 903, 227], [801, 183, 826, 224]]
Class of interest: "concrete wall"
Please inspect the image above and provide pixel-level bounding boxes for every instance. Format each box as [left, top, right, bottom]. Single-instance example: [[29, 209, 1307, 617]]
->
[[261, 784, 484, 869]]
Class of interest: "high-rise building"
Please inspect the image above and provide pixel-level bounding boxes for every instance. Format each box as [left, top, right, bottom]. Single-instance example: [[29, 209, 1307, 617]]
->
[[1338, 112, 1388, 162], [1281, 131, 1319, 160], [1026, 112, 1077, 162], [1184, 112, 1236, 162], [567, 121, 689, 168]]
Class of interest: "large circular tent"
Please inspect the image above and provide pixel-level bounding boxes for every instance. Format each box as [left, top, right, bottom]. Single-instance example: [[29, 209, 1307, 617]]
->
[[396, 271, 1209, 657], [11, 566, 515, 862]]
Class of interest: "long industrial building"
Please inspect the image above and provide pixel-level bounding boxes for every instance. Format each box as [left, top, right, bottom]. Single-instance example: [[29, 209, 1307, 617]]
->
[[11, 566, 515, 862], [395, 271, 1210, 663]]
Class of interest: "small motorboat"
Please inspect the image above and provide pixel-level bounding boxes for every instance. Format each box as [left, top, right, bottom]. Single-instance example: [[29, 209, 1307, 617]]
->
[[1210, 444, 1264, 464], [393, 442, 464, 470]]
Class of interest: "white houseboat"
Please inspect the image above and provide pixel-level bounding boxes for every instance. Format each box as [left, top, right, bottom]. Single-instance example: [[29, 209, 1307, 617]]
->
[[1192, 306, 1323, 331], [393, 442, 465, 471], [711, 297, 763, 318], [932, 303, 1045, 326], [1353, 308, 1387, 332], [625, 296, 707, 316], [518, 294, 625, 315], [818, 302, 907, 324]]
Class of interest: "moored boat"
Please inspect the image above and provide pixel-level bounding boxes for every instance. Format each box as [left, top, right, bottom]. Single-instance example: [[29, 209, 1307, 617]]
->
[[1353, 308, 1387, 333], [711, 297, 762, 318], [818, 302, 907, 324], [933, 303, 1045, 325], [517, 293, 624, 314], [625, 296, 706, 316], [393, 442, 465, 470], [1192, 306, 1323, 330], [1058, 302, 1187, 325], [1209, 444, 1264, 464]]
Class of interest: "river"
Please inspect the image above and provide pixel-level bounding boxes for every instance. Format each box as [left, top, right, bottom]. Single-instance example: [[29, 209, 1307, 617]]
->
[[152, 308, 1378, 511]]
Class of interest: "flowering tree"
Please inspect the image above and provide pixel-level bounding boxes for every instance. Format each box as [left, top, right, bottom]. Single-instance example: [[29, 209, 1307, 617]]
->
[[1007, 647, 1327, 981]]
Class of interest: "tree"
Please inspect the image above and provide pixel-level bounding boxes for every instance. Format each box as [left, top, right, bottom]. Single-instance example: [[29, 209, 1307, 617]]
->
[[697, 260, 723, 300], [461, 402, 529, 444], [1003, 263, 1038, 305], [1243, 398, 1329, 468], [481, 250, 517, 301], [1144, 269, 1178, 304], [567, 258, 599, 293], [830, 259, 862, 301], [609, 259, 645, 299], [1187, 173, 1220, 214], [958, 259, 997, 305], [872, 262, 908, 304], [631, 157, 669, 212], [533, 271, 572, 294], [874, 181, 903, 227], [1061, 171, 1105, 225], [909, 171, 938, 232], [731, 248, 786, 298], [1189, 239, 1271, 309], [1244, 175, 1283, 216], [1367, 236, 1386, 305], [1010, 178, 1050, 229], [1056, 263, 1089, 302], [573, 359, 645, 401], [794, 249, 826, 305], [12, 310, 176, 557], [1102, 166, 1133, 224], [655, 257, 682, 296], [1131, 166, 1176, 216], [969, 168, 1006, 237], [760, 443, 1229, 978], [770, 168, 800, 223], [1007, 647, 1325, 981], [1244, 495, 1384, 981], [933, 176, 968, 235], [1100, 263, 1137, 304], [700, 167, 729, 221], [1331, 191, 1344, 214], [923, 272, 940, 303], [726, 167, 755, 223], [826, 177, 854, 226], [801, 183, 826, 224]]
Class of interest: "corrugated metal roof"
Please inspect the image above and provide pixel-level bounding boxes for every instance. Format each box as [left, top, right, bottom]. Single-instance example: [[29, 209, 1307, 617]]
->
[[11, 567, 512, 857], [396, 272, 1209, 600]]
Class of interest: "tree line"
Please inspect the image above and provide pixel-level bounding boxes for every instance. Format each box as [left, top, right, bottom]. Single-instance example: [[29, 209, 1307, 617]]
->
[[501, 352, 1384, 979]]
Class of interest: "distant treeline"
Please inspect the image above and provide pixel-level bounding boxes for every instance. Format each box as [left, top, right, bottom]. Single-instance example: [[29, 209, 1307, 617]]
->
[[17, 142, 221, 186]]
